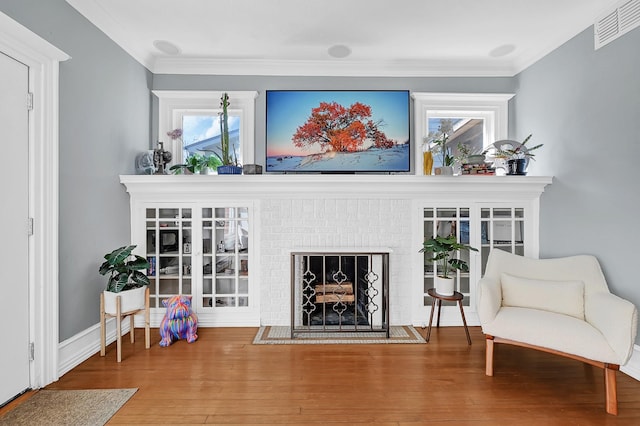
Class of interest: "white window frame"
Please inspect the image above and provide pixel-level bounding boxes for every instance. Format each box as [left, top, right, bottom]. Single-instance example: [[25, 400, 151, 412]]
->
[[412, 92, 514, 175], [153, 90, 258, 165]]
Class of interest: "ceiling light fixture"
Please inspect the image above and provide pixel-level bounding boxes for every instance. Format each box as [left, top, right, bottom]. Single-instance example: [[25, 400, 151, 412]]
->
[[153, 40, 182, 56], [327, 44, 352, 59]]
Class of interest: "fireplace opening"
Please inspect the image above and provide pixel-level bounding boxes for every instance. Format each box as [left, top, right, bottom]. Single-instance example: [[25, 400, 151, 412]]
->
[[291, 251, 389, 337]]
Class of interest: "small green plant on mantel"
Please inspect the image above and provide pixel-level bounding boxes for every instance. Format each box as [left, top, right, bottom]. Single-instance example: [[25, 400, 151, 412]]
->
[[495, 134, 544, 161], [99, 245, 149, 292], [419, 235, 478, 279], [170, 152, 222, 174]]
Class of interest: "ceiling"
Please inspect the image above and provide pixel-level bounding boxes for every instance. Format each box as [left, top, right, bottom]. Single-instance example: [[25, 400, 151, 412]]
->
[[65, 0, 619, 77]]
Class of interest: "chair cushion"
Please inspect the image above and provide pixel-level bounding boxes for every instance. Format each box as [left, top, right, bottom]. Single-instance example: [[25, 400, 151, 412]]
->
[[501, 273, 585, 320], [483, 307, 621, 364]]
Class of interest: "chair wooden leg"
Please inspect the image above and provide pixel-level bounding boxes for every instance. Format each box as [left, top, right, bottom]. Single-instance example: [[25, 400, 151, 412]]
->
[[116, 296, 122, 363], [485, 335, 494, 376], [99, 293, 106, 357], [605, 364, 619, 415], [144, 287, 150, 349], [130, 314, 135, 343]]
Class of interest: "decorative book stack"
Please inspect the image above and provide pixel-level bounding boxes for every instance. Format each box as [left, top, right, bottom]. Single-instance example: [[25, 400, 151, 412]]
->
[[461, 163, 495, 175]]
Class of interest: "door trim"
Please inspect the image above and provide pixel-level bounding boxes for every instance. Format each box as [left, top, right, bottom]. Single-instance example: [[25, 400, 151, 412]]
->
[[0, 11, 69, 388]]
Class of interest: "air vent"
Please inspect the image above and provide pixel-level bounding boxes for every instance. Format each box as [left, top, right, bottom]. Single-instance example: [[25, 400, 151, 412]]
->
[[595, 0, 640, 49]]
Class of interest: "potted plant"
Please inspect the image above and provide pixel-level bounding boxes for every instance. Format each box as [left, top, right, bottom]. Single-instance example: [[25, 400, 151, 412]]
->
[[170, 153, 203, 174], [498, 134, 543, 175], [99, 245, 149, 314], [426, 119, 455, 175], [202, 153, 223, 174], [216, 93, 242, 174], [170, 151, 223, 175], [419, 235, 478, 296]]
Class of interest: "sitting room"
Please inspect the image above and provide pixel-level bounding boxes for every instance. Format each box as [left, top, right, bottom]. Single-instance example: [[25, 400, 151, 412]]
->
[[1, 0, 639, 423]]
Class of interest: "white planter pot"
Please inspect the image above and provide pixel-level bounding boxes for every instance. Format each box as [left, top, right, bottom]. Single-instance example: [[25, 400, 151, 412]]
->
[[103, 286, 146, 315], [435, 166, 454, 176], [435, 276, 455, 296]]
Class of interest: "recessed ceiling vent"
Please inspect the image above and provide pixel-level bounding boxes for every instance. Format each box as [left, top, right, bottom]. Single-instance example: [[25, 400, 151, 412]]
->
[[595, 0, 640, 49]]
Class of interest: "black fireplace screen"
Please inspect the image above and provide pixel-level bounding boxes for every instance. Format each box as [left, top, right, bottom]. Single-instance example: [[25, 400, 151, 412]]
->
[[290, 252, 389, 338]]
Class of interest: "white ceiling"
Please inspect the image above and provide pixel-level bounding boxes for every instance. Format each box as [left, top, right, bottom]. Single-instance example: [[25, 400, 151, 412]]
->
[[66, 0, 619, 77]]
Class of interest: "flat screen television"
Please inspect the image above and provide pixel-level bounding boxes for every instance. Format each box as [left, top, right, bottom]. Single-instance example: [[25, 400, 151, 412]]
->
[[266, 90, 410, 173]]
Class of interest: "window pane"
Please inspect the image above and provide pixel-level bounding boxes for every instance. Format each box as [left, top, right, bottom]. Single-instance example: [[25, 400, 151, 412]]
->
[[182, 114, 242, 166], [427, 117, 485, 168]]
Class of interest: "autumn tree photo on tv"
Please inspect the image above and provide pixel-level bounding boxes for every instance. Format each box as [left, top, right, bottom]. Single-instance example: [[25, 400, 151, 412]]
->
[[292, 101, 396, 153]]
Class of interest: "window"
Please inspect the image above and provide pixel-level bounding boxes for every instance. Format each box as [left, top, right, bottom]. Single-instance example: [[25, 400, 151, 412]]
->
[[153, 90, 258, 168], [179, 112, 242, 164], [412, 93, 514, 174]]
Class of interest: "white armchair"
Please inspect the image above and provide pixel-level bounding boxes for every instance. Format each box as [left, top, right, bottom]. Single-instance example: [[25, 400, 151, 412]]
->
[[477, 249, 638, 415]]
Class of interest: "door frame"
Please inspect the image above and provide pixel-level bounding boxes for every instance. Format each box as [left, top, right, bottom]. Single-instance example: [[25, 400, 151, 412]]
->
[[0, 12, 68, 389]]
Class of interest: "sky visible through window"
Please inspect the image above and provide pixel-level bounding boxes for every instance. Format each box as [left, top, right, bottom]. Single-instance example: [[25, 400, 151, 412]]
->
[[182, 114, 240, 148]]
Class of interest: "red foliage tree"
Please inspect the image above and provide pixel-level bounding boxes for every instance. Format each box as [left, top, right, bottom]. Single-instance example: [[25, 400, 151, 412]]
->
[[292, 101, 395, 153]]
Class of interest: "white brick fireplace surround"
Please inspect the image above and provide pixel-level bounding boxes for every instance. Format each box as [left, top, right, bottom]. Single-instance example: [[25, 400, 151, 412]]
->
[[120, 174, 552, 328]]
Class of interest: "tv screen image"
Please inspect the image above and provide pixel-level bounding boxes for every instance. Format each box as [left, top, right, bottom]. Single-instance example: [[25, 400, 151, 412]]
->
[[266, 90, 410, 173]]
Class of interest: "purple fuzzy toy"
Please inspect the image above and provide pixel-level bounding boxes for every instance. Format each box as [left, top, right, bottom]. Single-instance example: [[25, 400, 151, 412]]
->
[[159, 295, 198, 347]]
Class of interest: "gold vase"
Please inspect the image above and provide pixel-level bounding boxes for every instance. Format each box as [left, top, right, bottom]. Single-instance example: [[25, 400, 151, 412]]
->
[[423, 151, 433, 175]]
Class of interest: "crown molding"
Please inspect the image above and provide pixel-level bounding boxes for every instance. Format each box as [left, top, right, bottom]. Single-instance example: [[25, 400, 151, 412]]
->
[[151, 56, 519, 77]]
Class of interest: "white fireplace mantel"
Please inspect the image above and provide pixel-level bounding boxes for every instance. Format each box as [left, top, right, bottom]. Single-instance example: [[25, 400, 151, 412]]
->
[[120, 174, 553, 200]]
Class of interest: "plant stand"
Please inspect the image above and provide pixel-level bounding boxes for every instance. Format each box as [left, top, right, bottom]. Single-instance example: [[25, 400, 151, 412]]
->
[[425, 288, 471, 345], [100, 287, 150, 362]]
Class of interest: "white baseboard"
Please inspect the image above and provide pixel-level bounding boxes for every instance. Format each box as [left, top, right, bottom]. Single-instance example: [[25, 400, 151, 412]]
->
[[57, 317, 130, 377], [621, 344, 640, 381]]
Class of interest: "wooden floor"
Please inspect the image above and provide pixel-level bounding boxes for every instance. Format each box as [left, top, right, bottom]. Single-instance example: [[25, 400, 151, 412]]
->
[[5, 326, 640, 425]]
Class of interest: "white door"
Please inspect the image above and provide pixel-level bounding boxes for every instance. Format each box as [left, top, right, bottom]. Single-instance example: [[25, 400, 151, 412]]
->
[[0, 52, 31, 405]]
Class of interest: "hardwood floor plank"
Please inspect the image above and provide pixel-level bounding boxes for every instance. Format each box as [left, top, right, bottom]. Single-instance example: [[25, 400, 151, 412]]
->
[[26, 326, 640, 425]]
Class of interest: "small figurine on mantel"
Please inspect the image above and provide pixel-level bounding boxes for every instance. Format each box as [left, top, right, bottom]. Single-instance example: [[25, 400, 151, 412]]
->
[[153, 141, 172, 174]]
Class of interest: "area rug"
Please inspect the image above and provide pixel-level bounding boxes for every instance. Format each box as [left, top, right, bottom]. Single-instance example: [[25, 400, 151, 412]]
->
[[0, 388, 137, 426], [253, 325, 425, 344]]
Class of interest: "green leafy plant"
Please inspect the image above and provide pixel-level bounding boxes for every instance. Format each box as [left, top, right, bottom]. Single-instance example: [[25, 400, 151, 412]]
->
[[170, 152, 222, 174], [419, 235, 478, 279], [204, 153, 223, 170], [170, 153, 204, 174], [99, 245, 149, 293], [494, 134, 543, 160]]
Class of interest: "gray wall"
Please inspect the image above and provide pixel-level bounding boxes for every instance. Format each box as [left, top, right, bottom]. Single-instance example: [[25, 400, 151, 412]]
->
[[0, 0, 152, 340], [514, 27, 640, 343]]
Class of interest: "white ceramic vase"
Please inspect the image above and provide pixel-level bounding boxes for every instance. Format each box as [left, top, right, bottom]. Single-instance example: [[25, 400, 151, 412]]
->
[[435, 276, 455, 296], [103, 286, 146, 315]]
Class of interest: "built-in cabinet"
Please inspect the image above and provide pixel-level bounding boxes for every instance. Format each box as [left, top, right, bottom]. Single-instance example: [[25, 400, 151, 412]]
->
[[121, 174, 551, 328], [133, 199, 258, 327], [419, 204, 535, 324]]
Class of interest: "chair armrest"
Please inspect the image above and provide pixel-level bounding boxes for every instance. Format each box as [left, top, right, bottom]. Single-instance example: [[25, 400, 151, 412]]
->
[[586, 291, 638, 364], [477, 277, 502, 326]]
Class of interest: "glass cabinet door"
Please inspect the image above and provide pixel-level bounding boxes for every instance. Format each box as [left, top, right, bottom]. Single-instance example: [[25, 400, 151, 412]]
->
[[480, 207, 525, 275], [201, 207, 249, 309], [422, 207, 471, 307], [145, 207, 193, 308]]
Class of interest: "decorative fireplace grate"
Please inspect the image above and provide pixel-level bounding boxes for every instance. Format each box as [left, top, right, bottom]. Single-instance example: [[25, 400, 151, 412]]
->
[[290, 251, 389, 338]]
